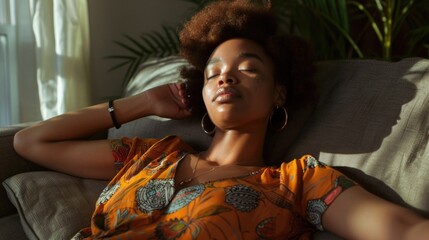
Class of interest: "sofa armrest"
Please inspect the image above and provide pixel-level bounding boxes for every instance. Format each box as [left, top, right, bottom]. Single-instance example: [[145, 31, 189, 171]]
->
[[0, 123, 47, 217], [0, 122, 109, 218]]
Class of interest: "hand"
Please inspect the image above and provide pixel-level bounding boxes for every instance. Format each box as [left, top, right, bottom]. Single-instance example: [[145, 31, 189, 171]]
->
[[145, 82, 193, 119]]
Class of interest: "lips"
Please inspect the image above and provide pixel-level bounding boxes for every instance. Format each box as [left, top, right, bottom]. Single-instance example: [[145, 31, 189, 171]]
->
[[212, 87, 241, 102]]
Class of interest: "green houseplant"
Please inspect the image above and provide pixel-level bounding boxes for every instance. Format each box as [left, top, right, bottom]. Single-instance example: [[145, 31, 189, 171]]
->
[[108, 0, 429, 86], [107, 0, 213, 86], [273, 0, 429, 59]]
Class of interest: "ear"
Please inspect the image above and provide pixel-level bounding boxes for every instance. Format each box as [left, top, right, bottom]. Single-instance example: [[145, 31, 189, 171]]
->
[[274, 85, 286, 106]]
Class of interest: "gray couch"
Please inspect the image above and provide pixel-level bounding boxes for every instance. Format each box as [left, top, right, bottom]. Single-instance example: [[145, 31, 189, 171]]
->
[[1, 57, 429, 240]]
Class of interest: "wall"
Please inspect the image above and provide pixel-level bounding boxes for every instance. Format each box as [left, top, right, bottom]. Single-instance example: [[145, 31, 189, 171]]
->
[[88, 0, 194, 104]]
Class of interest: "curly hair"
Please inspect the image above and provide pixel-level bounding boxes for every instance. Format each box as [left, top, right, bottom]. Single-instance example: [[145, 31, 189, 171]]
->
[[179, 0, 316, 117]]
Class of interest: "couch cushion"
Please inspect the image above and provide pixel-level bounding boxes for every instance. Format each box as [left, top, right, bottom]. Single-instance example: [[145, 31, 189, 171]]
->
[[285, 58, 429, 216], [124, 56, 190, 97], [2, 171, 108, 240]]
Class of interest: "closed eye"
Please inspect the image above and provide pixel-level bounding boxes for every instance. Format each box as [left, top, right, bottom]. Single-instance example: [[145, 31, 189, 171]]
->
[[206, 74, 220, 80], [239, 68, 256, 72], [239, 68, 258, 74]]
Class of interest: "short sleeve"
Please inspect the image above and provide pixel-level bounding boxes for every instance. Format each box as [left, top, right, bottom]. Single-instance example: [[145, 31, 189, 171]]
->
[[107, 136, 195, 185], [281, 155, 357, 231], [109, 137, 160, 172]]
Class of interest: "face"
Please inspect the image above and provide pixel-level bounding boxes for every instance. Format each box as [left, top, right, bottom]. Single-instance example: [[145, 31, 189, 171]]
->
[[203, 38, 284, 131]]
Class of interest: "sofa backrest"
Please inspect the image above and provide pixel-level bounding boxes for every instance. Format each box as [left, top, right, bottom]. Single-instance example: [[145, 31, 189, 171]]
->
[[288, 58, 429, 217]]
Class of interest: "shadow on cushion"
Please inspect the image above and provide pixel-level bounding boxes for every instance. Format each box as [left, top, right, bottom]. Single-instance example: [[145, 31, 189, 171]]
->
[[286, 58, 429, 214]]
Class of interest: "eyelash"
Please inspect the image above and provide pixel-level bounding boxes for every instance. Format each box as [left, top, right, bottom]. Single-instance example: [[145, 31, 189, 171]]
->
[[239, 68, 256, 72], [206, 74, 219, 80]]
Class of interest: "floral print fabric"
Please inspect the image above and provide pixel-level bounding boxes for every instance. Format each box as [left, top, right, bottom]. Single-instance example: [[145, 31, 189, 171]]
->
[[73, 136, 356, 240]]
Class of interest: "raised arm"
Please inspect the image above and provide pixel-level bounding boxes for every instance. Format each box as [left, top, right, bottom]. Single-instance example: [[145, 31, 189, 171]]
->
[[13, 83, 192, 180], [323, 186, 429, 240]]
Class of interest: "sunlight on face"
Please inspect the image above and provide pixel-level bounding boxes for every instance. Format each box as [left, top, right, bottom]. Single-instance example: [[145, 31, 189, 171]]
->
[[202, 38, 282, 131]]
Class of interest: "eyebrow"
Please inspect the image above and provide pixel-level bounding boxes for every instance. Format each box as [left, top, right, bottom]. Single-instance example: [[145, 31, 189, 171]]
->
[[239, 52, 264, 63], [205, 52, 264, 68]]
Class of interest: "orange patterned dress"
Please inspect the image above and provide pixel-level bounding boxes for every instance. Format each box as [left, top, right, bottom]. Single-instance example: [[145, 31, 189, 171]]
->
[[73, 136, 355, 240]]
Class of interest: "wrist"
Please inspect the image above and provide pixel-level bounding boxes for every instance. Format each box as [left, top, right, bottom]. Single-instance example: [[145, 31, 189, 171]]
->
[[108, 99, 121, 129], [112, 92, 154, 123]]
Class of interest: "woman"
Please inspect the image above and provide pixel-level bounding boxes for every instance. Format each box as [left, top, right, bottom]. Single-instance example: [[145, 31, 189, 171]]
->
[[13, 0, 429, 239]]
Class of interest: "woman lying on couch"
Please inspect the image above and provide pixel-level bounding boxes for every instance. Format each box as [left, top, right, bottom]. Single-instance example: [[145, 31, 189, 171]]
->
[[13, 0, 429, 239]]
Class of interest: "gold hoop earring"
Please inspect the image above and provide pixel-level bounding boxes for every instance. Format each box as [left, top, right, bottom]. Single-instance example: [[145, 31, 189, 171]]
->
[[201, 113, 216, 135], [270, 105, 288, 131]]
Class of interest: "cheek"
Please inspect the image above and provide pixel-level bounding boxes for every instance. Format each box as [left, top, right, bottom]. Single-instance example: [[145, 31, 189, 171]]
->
[[202, 84, 214, 105], [252, 78, 277, 101]]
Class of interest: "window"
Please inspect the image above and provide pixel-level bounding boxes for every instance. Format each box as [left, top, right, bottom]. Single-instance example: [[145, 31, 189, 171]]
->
[[0, 0, 39, 126], [0, 0, 19, 126]]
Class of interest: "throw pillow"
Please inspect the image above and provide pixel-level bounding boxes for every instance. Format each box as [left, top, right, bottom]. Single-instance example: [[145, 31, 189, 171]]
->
[[3, 171, 108, 240]]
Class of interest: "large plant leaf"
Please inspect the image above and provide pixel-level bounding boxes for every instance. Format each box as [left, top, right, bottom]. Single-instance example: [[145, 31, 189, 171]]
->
[[348, 1, 383, 42], [107, 26, 180, 86], [347, 0, 429, 59], [279, 0, 361, 59]]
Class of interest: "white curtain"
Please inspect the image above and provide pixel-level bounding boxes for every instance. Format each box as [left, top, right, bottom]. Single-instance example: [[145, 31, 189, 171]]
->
[[30, 0, 90, 119]]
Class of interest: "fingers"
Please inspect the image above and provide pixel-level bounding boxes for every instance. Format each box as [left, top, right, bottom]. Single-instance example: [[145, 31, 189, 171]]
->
[[174, 82, 192, 111], [170, 83, 193, 119], [178, 106, 193, 119]]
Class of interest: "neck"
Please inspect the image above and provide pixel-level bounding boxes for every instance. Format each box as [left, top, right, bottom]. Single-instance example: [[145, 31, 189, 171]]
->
[[203, 126, 267, 166]]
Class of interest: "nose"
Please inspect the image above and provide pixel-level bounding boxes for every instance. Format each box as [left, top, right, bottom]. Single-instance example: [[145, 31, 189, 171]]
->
[[217, 72, 237, 86]]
